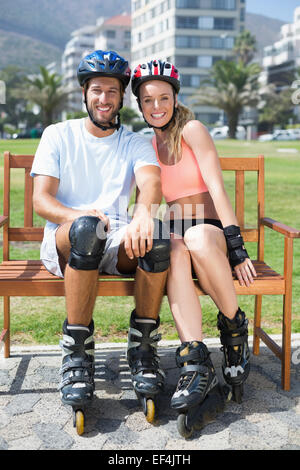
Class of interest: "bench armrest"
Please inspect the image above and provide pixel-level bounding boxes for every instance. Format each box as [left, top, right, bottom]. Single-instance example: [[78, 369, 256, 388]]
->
[[262, 217, 300, 239], [0, 216, 8, 228]]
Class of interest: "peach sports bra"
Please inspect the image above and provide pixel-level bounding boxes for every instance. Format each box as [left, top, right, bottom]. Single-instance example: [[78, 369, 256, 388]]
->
[[152, 136, 208, 203]]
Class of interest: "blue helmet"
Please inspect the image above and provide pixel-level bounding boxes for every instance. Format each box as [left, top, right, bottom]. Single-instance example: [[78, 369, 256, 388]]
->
[[77, 50, 131, 89]]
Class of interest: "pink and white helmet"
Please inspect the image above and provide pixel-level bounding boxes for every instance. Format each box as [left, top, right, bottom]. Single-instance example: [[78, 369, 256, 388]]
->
[[132, 59, 180, 96]]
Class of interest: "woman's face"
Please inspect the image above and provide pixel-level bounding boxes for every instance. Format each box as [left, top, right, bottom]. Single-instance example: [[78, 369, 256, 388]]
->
[[139, 80, 177, 128]]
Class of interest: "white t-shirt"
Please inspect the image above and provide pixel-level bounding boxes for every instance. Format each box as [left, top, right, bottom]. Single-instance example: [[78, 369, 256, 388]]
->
[[31, 118, 159, 236]]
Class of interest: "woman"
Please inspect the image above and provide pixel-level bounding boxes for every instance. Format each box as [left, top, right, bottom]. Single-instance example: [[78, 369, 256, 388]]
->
[[131, 60, 257, 409]]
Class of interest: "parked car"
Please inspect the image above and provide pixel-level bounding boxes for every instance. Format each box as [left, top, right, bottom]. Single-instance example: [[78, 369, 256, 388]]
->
[[289, 129, 300, 140], [13, 128, 43, 139], [210, 126, 246, 140], [258, 129, 298, 142]]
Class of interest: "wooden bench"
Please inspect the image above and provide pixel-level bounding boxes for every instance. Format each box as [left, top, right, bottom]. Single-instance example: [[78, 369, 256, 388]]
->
[[1, 152, 299, 391]]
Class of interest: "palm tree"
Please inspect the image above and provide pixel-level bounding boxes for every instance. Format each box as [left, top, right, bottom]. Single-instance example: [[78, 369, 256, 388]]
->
[[25, 66, 69, 127], [233, 30, 257, 65], [191, 60, 263, 138]]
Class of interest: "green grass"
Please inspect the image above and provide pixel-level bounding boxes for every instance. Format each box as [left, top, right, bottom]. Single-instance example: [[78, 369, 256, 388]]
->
[[0, 137, 300, 345]]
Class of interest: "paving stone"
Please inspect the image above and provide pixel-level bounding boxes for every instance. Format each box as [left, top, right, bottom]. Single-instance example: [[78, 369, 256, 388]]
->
[[0, 436, 8, 450], [133, 427, 169, 450], [2, 412, 40, 440], [33, 423, 74, 450], [0, 410, 10, 429], [0, 371, 10, 387], [5, 393, 41, 416], [8, 434, 42, 450], [0, 339, 299, 450]]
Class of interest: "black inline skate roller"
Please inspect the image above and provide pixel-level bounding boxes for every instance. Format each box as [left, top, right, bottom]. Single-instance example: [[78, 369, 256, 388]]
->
[[58, 319, 95, 435], [217, 308, 250, 403], [127, 310, 165, 423], [171, 341, 230, 439]]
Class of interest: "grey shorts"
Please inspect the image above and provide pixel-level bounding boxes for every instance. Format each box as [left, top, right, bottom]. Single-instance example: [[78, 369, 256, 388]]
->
[[40, 218, 129, 278]]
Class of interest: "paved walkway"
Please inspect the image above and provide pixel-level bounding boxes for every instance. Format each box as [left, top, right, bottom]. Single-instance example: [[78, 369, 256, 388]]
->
[[0, 335, 300, 451]]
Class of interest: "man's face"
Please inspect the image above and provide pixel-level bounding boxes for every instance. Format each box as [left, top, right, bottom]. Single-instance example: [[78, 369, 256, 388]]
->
[[85, 76, 122, 126]]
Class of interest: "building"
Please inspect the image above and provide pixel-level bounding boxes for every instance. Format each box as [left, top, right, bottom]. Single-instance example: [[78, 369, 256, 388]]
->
[[94, 13, 132, 106], [263, 6, 300, 90], [131, 0, 245, 124], [61, 14, 131, 113], [61, 25, 96, 113]]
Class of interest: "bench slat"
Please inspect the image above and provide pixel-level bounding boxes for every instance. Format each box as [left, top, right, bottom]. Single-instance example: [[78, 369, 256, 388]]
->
[[0, 260, 285, 296]]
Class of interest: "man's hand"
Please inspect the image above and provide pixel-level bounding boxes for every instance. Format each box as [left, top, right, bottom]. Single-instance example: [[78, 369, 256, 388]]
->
[[77, 209, 110, 232], [124, 214, 154, 259]]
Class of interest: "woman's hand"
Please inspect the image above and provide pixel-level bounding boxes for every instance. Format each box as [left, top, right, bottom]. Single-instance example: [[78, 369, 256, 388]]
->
[[234, 258, 257, 287]]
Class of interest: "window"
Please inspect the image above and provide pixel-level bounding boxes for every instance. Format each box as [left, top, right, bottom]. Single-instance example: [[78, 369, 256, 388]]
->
[[211, 35, 234, 48], [176, 0, 200, 6], [199, 16, 214, 29], [214, 17, 235, 30], [181, 74, 202, 87], [176, 0, 236, 9], [176, 16, 198, 29], [175, 55, 198, 67], [133, 0, 141, 11], [212, 0, 236, 8], [106, 30, 116, 39], [197, 56, 213, 67]]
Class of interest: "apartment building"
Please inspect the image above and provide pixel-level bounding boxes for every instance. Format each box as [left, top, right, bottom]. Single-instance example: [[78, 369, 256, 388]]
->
[[263, 6, 300, 89], [131, 0, 245, 124], [61, 25, 96, 113], [95, 14, 132, 107], [61, 14, 131, 112]]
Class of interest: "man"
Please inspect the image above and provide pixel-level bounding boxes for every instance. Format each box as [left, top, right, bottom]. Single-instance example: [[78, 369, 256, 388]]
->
[[31, 50, 170, 422]]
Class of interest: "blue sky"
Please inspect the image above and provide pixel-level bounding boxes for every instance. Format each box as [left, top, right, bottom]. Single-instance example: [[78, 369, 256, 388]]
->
[[246, 0, 300, 23]]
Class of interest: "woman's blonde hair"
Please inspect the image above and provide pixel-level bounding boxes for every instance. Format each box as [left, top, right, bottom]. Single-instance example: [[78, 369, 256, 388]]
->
[[163, 101, 195, 163]]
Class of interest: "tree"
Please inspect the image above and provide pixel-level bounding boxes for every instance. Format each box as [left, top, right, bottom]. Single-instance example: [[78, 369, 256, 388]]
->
[[192, 60, 263, 138], [259, 88, 295, 130], [119, 106, 139, 125], [233, 30, 257, 66], [0, 66, 39, 130], [20, 66, 69, 127]]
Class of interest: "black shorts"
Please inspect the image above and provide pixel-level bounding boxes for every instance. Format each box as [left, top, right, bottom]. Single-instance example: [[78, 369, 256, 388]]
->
[[168, 218, 223, 237]]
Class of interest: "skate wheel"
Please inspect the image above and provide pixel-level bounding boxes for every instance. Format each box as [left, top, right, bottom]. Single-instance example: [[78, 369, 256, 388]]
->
[[74, 409, 85, 435], [177, 413, 193, 439], [232, 384, 243, 404], [145, 399, 155, 423]]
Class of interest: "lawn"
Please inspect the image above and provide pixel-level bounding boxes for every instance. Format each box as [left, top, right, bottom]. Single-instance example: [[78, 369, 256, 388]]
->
[[0, 137, 299, 345]]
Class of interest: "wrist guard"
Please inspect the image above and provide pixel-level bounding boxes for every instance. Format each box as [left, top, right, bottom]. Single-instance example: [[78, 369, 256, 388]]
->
[[223, 225, 249, 269]]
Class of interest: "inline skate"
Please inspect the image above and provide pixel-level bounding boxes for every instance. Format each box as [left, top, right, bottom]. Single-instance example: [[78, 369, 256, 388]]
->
[[58, 319, 95, 435], [217, 308, 250, 403], [127, 310, 165, 423], [171, 341, 230, 439]]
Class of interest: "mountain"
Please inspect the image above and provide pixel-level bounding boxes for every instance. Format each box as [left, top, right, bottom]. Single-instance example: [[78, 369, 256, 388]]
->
[[245, 12, 285, 61], [0, 0, 131, 72], [0, 2, 285, 73]]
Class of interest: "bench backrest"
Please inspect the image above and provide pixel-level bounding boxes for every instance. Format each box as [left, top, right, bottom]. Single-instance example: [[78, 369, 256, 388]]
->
[[2, 151, 265, 261]]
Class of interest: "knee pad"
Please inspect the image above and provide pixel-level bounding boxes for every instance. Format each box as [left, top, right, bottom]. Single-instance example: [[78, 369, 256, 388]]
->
[[68, 216, 107, 270], [138, 219, 170, 273]]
